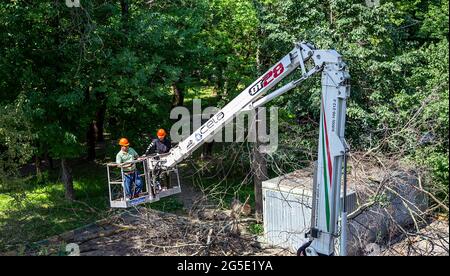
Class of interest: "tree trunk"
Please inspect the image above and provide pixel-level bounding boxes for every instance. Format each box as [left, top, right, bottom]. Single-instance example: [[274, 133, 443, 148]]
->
[[201, 142, 214, 159], [120, 0, 129, 18], [95, 103, 106, 142], [44, 148, 54, 170], [172, 82, 184, 107], [35, 155, 41, 176], [87, 121, 97, 161], [252, 18, 269, 222], [120, 0, 129, 31], [48, 156, 54, 170], [252, 108, 268, 222], [214, 64, 225, 96], [61, 158, 75, 201]]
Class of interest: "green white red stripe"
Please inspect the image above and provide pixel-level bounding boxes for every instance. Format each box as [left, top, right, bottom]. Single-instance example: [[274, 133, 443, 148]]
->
[[321, 98, 332, 232]]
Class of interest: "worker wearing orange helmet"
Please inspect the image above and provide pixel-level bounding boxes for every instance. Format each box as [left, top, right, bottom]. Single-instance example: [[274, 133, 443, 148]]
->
[[144, 129, 172, 192], [144, 128, 171, 155], [116, 138, 143, 199]]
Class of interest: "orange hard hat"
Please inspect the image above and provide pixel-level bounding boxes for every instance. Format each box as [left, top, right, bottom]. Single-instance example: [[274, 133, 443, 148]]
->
[[157, 129, 167, 137], [119, 138, 130, 146]]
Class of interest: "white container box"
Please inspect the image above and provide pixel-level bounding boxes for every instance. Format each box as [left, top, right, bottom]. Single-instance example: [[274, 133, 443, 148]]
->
[[262, 169, 356, 253]]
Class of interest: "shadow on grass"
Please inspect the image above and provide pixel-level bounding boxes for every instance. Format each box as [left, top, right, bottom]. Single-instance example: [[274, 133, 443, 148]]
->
[[0, 159, 189, 254], [0, 160, 113, 253]]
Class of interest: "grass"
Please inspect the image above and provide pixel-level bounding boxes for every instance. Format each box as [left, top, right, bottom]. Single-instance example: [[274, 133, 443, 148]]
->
[[0, 159, 191, 253], [184, 86, 218, 108], [0, 161, 112, 252], [248, 223, 264, 235], [148, 197, 184, 213]]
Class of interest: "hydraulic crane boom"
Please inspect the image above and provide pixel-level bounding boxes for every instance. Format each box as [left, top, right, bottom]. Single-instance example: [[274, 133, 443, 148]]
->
[[122, 41, 350, 255], [162, 43, 349, 169]]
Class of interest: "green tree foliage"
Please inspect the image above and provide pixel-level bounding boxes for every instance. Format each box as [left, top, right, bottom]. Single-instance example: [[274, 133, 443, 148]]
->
[[203, 0, 259, 102], [0, 0, 211, 196], [0, 97, 35, 180], [99, 0, 211, 143], [0, 0, 448, 208], [252, 0, 449, 207]]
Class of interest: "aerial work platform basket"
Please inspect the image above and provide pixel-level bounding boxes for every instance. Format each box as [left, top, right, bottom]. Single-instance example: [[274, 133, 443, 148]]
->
[[106, 154, 181, 208]]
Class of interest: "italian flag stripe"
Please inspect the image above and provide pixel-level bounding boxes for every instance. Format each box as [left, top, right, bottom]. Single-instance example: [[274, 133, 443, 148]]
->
[[321, 99, 331, 232], [323, 99, 333, 186]]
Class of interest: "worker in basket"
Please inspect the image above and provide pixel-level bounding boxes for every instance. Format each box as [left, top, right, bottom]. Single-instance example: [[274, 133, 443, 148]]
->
[[116, 138, 143, 199], [144, 129, 172, 192], [144, 128, 172, 155]]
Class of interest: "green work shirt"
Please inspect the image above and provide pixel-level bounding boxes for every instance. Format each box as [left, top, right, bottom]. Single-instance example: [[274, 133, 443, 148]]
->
[[116, 147, 139, 172]]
